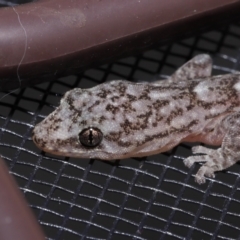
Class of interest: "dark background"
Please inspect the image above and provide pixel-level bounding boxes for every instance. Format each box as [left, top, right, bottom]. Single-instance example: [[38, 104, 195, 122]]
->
[[1, 1, 240, 239]]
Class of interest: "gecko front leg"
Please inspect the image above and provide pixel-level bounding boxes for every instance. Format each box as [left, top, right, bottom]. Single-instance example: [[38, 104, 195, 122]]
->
[[184, 112, 240, 184]]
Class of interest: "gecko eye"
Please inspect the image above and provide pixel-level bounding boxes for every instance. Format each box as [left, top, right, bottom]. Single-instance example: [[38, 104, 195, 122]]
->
[[79, 127, 103, 147]]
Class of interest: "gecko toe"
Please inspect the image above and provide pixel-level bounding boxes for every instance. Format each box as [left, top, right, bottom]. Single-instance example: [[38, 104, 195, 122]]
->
[[204, 168, 216, 179], [205, 172, 215, 179], [191, 146, 202, 154], [195, 175, 206, 184], [191, 145, 214, 155], [183, 158, 194, 168]]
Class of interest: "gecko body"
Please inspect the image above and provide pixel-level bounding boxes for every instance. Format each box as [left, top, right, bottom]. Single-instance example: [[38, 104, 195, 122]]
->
[[33, 54, 240, 184]]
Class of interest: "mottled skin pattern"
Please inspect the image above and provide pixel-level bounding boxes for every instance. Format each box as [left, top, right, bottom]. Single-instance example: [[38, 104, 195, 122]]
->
[[33, 54, 240, 184]]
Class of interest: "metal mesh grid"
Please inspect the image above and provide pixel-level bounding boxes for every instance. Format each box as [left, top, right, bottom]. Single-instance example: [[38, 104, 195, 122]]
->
[[2, 1, 240, 239]]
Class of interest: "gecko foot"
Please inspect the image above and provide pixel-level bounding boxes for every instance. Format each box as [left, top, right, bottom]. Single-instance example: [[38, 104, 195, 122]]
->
[[184, 147, 224, 184]]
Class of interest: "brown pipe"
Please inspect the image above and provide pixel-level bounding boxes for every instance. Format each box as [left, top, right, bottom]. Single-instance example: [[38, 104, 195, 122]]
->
[[0, 0, 240, 90], [0, 158, 45, 240]]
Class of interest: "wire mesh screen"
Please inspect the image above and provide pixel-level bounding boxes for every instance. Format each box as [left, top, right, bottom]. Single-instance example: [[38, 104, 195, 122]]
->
[[2, 2, 240, 240]]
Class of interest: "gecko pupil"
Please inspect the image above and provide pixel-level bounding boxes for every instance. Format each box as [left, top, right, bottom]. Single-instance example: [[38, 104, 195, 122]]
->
[[79, 127, 103, 147]]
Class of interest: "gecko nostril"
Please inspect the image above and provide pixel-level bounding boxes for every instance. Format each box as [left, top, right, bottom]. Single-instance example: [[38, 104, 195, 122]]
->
[[79, 127, 103, 148]]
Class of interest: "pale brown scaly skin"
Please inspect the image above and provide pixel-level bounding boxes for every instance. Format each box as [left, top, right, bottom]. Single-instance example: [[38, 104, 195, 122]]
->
[[32, 54, 240, 184]]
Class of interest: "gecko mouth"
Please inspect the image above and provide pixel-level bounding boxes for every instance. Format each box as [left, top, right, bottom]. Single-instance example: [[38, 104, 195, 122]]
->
[[32, 133, 64, 156]]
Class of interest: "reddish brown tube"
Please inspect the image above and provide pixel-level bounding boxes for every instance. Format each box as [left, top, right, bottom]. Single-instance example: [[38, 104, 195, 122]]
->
[[0, 158, 45, 240], [0, 0, 240, 90]]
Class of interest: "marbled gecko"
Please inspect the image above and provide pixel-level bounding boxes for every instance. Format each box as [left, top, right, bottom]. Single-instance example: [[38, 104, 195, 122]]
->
[[32, 54, 240, 184]]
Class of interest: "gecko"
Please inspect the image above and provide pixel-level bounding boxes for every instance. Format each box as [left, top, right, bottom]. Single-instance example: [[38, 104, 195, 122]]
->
[[32, 54, 240, 184]]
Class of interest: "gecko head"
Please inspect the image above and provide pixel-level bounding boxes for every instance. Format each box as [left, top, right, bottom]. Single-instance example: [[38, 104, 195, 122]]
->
[[32, 80, 153, 160]]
